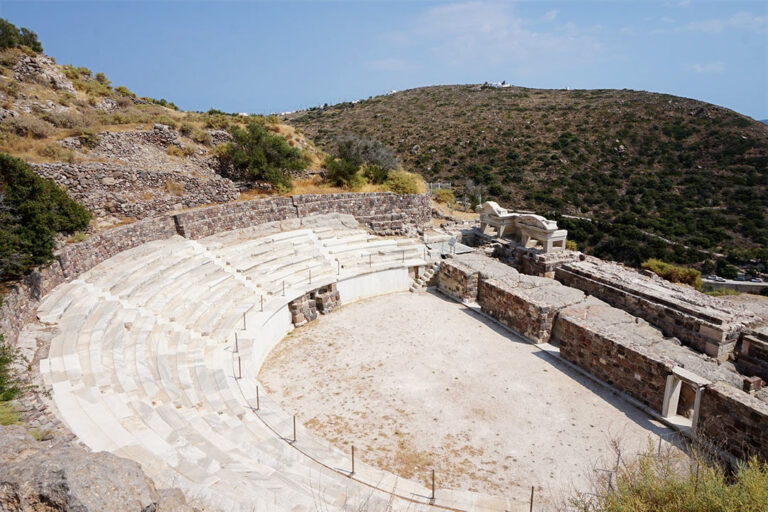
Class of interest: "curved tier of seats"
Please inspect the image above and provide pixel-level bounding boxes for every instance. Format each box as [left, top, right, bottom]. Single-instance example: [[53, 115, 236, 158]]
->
[[38, 215, 515, 512]]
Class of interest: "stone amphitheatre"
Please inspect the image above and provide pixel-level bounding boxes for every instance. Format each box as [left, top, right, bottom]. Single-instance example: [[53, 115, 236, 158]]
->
[[2, 192, 768, 512]]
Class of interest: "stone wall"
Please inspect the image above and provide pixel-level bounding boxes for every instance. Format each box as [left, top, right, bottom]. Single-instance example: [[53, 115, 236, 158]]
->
[[293, 193, 431, 236], [556, 262, 743, 360], [173, 196, 297, 239], [34, 162, 239, 218], [494, 242, 581, 278], [552, 299, 676, 412], [288, 284, 341, 327], [697, 381, 768, 460], [736, 329, 768, 382], [173, 193, 431, 240], [437, 259, 480, 302], [478, 277, 586, 344]]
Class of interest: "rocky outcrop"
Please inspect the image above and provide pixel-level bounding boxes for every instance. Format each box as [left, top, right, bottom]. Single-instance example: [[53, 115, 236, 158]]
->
[[12, 55, 75, 93], [0, 425, 197, 512]]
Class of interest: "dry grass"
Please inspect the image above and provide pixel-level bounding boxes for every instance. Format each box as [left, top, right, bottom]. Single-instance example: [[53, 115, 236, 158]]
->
[[288, 177, 388, 196]]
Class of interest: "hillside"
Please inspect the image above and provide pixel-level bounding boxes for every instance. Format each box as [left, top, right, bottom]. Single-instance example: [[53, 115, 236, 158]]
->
[[0, 47, 325, 227], [287, 85, 768, 265]]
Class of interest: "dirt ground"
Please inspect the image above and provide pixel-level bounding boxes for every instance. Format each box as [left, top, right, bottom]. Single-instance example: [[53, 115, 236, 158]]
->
[[259, 291, 675, 505]]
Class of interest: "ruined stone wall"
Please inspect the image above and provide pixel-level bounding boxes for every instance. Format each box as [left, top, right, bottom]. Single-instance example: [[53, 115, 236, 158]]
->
[[556, 264, 739, 359], [436, 260, 479, 302], [293, 193, 430, 236], [173, 193, 430, 240], [697, 381, 768, 460], [736, 330, 768, 383], [495, 243, 581, 278], [553, 303, 676, 412], [173, 197, 297, 239], [477, 277, 586, 343]]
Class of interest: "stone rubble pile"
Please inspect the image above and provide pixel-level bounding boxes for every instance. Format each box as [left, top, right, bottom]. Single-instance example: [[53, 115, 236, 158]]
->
[[12, 54, 75, 93]]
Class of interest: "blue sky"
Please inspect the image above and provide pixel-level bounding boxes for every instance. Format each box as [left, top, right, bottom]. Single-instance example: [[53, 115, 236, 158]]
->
[[2, 1, 766, 119]]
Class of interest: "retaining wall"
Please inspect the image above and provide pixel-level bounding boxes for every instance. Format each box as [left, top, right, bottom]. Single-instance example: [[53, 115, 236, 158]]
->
[[552, 299, 676, 412], [697, 381, 768, 460], [556, 263, 741, 359]]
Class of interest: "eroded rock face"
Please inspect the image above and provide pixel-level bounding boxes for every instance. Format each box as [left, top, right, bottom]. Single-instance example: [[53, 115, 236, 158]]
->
[[13, 55, 75, 93], [0, 425, 196, 512]]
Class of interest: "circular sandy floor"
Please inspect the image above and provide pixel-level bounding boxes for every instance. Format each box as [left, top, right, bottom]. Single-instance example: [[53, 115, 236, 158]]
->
[[259, 291, 673, 505]]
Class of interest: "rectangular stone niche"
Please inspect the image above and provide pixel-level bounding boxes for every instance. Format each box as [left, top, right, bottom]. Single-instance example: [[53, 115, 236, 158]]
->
[[288, 284, 341, 327]]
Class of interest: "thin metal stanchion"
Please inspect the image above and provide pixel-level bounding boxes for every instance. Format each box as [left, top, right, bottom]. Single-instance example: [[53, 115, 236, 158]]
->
[[309, 269, 312, 284], [256, 385, 260, 411], [234, 332, 238, 353], [402, 250, 405, 262], [351, 445, 355, 475], [530, 485, 535, 512], [237, 356, 242, 380], [430, 469, 435, 502], [337, 260, 340, 274], [260, 295, 264, 312], [369, 254, 372, 267], [292, 415, 296, 443], [242, 312, 246, 330], [282, 280, 285, 296]]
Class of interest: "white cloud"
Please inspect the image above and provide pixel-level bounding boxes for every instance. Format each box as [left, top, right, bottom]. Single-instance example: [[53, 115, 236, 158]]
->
[[409, 2, 603, 68], [683, 11, 767, 34], [687, 62, 725, 73], [542, 10, 559, 23], [678, 0, 691, 7]]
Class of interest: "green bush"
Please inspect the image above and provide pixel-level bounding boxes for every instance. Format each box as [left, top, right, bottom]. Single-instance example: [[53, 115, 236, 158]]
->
[[0, 19, 42, 53], [433, 188, 455, 206], [216, 122, 306, 190], [385, 170, 423, 194], [641, 258, 702, 290], [0, 153, 91, 281], [324, 155, 363, 189], [571, 446, 768, 512], [114, 85, 136, 98], [0, 335, 26, 402]]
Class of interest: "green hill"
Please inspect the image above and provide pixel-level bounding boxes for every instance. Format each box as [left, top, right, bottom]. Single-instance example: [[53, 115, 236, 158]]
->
[[287, 85, 768, 266]]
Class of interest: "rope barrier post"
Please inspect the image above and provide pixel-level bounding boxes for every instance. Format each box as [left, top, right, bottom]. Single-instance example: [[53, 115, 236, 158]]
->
[[369, 254, 372, 267], [243, 312, 246, 330], [256, 385, 260, 411], [260, 295, 264, 312], [234, 332, 238, 354], [282, 280, 285, 296], [530, 485, 534, 512], [237, 356, 242, 380], [309, 269, 312, 284], [402, 250, 405, 263], [351, 445, 355, 476], [430, 469, 435, 502], [337, 260, 340, 275], [292, 415, 296, 443]]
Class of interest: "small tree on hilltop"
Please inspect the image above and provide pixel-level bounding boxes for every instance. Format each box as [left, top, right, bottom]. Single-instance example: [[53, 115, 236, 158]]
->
[[0, 19, 43, 53], [216, 122, 307, 191]]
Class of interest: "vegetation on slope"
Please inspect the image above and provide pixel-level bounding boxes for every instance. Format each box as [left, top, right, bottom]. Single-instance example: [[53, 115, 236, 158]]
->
[[0, 18, 42, 53], [288, 85, 768, 267], [570, 444, 768, 512], [0, 153, 91, 281]]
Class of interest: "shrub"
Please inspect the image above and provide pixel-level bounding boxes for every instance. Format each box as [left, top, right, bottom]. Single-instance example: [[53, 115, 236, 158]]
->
[[167, 144, 195, 158], [0, 19, 42, 53], [323, 155, 364, 190], [0, 334, 29, 402], [76, 129, 101, 149], [570, 444, 768, 512], [0, 78, 20, 98], [41, 110, 93, 129], [0, 153, 91, 281], [114, 85, 136, 98], [385, 170, 424, 194], [566, 240, 578, 251], [433, 188, 456, 206], [216, 122, 306, 190], [335, 135, 399, 172], [37, 143, 76, 163], [1, 115, 55, 138], [641, 258, 702, 290]]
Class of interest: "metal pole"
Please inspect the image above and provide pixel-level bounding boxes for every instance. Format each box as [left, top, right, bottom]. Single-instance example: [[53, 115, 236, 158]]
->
[[282, 280, 285, 296], [351, 445, 355, 475], [309, 269, 312, 284], [430, 469, 435, 501], [237, 356, 242, 379], [402, 250, 405, 262], [292, 415, 296, 443], [234, 332, 238, 353], [256, 385, 260, 411], [369, 254, 372, 267], [260, 295, 264, 312], [529, 485, 534, 512], [243, 312, 246, 330], [337, 260, 340, 274]]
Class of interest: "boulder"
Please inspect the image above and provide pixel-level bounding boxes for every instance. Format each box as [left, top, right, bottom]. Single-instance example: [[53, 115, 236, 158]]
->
[[13, 55, 75, 93]]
